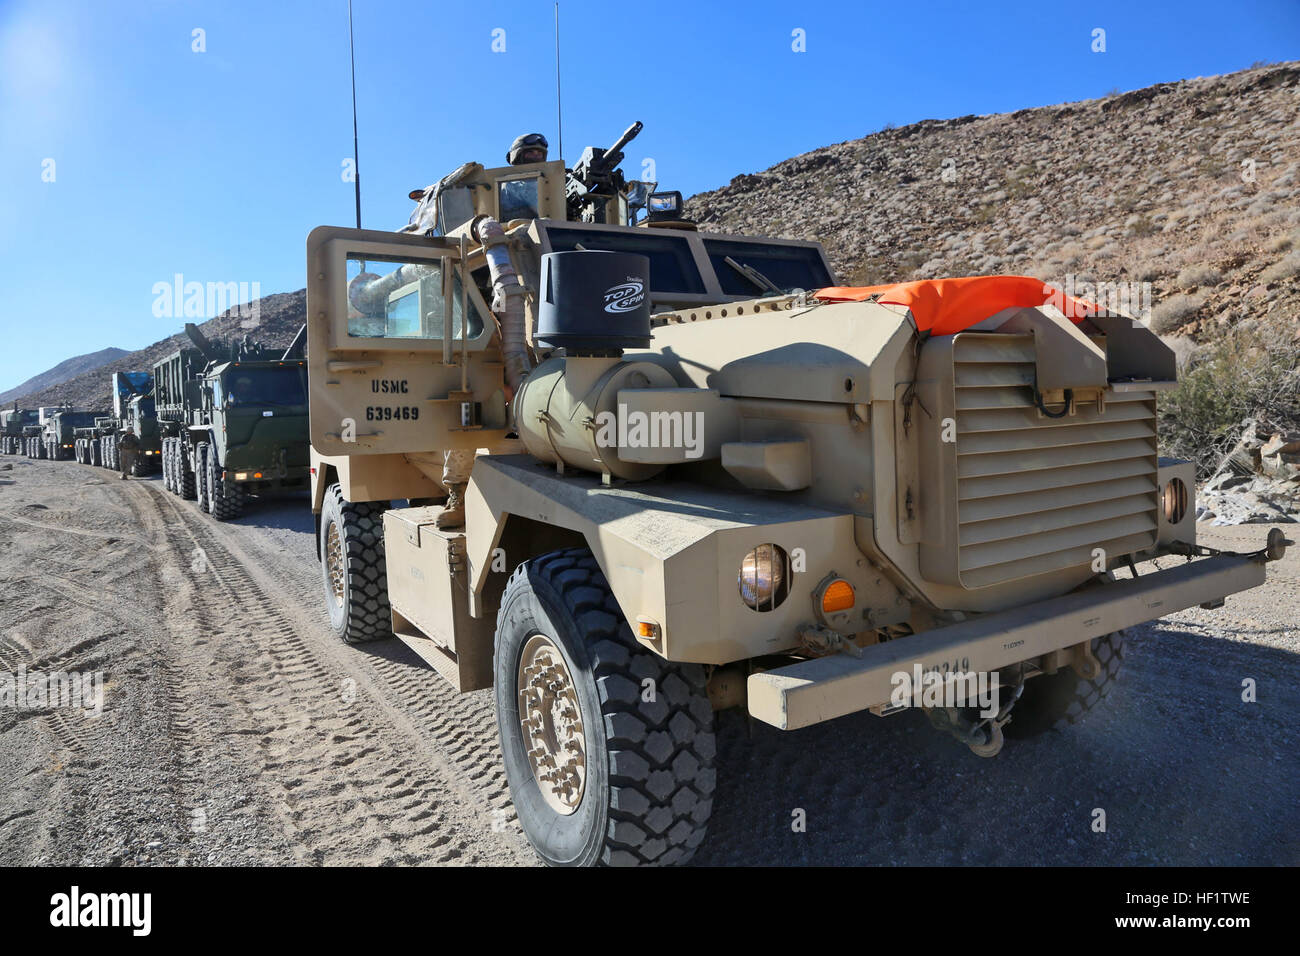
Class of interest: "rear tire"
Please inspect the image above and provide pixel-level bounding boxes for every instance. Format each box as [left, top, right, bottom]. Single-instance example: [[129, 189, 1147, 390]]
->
[[319, 483, 390, 644], [495, 548, 716, 867], [178, 442, 196, 499], [162, 438, 173, 491], [196, 443, 210, 512], [1004, 631, 1126, 739]]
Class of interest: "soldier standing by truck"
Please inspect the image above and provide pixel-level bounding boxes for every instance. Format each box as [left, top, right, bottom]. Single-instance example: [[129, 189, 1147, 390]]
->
[[117, 426, 140, 479]]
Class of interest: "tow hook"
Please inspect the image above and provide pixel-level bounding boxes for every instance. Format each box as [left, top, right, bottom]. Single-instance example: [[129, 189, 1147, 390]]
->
[[925, 670, 1025, 759], [796, 624, 863, 659]]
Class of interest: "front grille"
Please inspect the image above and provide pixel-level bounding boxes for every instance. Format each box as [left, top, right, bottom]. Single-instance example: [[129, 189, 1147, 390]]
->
[[951, 334, 1158, 589]]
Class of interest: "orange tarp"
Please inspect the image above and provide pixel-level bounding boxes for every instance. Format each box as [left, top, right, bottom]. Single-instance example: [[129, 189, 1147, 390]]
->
[[814, 275, 1101, 335]]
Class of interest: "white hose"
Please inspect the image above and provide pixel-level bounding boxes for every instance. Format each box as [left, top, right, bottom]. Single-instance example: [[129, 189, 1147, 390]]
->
[[472, 216, 531, 392]]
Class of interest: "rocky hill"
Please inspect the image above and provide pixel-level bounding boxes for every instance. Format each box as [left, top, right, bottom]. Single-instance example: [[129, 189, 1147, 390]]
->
[[690, 62, 1300, 344], [9, 290, 305, 410], [0, 347, 129, 406]]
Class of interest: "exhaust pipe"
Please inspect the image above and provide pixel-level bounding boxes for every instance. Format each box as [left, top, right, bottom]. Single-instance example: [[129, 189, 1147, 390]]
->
[[471, 216, 530, 394]]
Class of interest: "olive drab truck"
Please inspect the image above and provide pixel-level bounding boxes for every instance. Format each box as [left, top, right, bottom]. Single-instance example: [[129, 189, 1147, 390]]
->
[[1, 408, 39, 455], [155, 323, 309, 521], [42, 408, 111, 462], [74, 372, 161, 473], [304, 121, 1286, 867]]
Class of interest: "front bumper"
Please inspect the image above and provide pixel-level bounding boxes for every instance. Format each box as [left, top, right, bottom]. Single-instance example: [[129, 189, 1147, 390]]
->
[[748, 552, 1270, 730]]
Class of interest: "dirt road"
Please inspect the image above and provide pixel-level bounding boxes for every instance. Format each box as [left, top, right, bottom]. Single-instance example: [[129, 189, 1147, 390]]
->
[[1, 457, 1297, 865]]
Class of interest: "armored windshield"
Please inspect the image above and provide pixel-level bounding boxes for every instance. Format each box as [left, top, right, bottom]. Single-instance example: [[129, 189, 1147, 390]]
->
[[222, 365, 308, 407]]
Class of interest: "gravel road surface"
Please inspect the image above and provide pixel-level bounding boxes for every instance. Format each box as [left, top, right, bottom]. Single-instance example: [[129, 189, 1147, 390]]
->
[[1, 457, 1296, 865]]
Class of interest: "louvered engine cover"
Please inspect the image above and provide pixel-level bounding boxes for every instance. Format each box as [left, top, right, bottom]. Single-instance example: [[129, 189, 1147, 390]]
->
[[917, 333, 1159, 590]]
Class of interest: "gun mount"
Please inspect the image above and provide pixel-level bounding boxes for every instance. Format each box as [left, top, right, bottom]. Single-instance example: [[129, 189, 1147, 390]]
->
[[565, 120, 642, 223]]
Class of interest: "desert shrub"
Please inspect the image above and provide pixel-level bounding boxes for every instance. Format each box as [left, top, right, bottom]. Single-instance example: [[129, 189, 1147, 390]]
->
[[1149, 293, 1206, 333], [1158, 326, 1300, 478], [1260, 252, 1300, 283], [1175, 265, 1222, 288]]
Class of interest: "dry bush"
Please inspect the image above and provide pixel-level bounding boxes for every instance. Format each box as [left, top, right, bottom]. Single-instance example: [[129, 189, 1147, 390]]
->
[[1175, 265, 1223, 288], [1150, 293, 1206, 333], [1260, 252, 1300, 283], [1158, 326, 1300, 478]]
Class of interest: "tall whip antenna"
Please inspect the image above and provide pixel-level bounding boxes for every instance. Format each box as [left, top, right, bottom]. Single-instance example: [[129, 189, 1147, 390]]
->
[[348, 0, 362, 228], [554, 2, 563, 163]]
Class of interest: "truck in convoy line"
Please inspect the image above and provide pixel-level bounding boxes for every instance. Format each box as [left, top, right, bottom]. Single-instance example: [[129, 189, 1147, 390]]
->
[[1, 408, 39, 455], [155, 323, 309, 521], [74, 371, 160, 473], [41, 408, 110, 461]]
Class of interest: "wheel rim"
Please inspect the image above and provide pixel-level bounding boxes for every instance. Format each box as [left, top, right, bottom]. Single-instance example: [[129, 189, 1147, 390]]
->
[[325, 520, 346, 609], [517, 633, 586, 815]]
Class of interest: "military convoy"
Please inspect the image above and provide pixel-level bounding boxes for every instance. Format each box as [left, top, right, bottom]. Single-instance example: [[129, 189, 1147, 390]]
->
[[298, 121, 1285, 866], [154, 324, 308, 520], [1, 408, 39, 455], [6, 326, 307, 518]]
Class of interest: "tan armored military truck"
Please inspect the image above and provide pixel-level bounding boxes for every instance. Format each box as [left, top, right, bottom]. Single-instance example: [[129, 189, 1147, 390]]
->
[[305, 125, 1285, 866]]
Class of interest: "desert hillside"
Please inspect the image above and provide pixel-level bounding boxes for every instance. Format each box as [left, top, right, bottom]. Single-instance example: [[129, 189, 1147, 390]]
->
[[690, 62, 1300, 342]]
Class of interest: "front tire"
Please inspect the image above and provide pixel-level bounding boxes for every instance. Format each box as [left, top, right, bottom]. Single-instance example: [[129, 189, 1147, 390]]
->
[[495, 548, 716, 866], [206, 446, 244, 521], [319, 483, 390, 644], [1004, 631, 1126, 738]]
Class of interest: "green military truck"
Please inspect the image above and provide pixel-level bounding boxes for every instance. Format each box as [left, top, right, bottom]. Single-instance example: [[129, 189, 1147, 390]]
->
[[77, 372, 161, 474], [42, 409, 110, 461], [156, 323, 309, 521], [1, 408, 39, 455]]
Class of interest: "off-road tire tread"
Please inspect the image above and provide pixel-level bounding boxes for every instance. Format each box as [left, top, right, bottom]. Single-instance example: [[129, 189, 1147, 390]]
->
[[499, 548, 716, 867], [323, 483, 390, 643], [1006, 631, 1125, 738], [207, 447, 245, 521]]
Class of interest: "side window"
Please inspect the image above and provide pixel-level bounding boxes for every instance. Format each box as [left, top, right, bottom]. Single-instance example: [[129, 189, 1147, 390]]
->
[[346, 255, 484, 341]]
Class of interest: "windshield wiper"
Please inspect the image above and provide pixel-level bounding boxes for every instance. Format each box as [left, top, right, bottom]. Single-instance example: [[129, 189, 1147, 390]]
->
[[724, 256, 783, 296]]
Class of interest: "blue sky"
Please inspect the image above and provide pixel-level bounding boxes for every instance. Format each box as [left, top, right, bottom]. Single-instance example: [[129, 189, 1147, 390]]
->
[[1, 0, 1297, 391]]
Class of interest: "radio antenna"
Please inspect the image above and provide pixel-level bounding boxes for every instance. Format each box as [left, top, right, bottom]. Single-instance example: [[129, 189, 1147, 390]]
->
[[554, 2, 563, 163], [348, 0, 362, 229]]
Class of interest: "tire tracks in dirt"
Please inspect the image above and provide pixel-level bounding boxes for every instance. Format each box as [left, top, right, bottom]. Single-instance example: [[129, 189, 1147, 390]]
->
[[127, 478, 533, 865]]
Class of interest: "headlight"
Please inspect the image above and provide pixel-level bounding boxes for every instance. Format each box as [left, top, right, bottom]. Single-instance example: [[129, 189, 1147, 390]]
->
[[739, 543, 790, 612], [1162, 477, 1189, 524]]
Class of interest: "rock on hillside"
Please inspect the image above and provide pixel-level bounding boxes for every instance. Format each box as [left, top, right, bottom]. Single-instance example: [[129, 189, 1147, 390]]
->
[[11, 290, 305, 411], [689, 62, 1300, 343]]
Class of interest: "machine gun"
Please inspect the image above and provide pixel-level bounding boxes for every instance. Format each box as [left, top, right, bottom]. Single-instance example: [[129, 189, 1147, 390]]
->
[[184, 322, 279, 366], [565, 120, 642, 223]]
